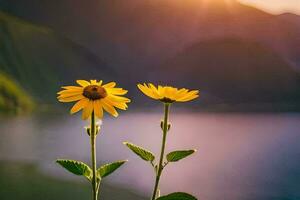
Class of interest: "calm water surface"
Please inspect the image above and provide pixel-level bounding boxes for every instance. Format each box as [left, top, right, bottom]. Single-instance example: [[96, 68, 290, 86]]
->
[[0, 112, 300, 200]]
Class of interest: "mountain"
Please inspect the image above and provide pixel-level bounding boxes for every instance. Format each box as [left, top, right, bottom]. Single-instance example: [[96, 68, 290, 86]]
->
[[0, 71, 34, 114], [1, 0, 299, 72], [158, 38, 300, 107], [277, 13, 300, 27], [0, 11, 113, 103], [0, 1, 300, 111]]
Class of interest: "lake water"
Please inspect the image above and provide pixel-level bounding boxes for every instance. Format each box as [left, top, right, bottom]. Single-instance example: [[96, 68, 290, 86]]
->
[[0, 112, 300, 200]]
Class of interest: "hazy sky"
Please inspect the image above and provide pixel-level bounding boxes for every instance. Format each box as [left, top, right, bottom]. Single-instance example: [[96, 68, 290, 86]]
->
[[239, 0, 300, 14]]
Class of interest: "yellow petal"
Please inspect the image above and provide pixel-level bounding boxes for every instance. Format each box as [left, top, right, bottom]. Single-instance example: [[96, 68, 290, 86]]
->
[[178, 94, 199, 102], [137, 84, 151, 96], [177, 90, 199, 102], [70, 98, 89, 114], [109, 94, 131, 103], [76, 80, 90, 87], [57, 89, 83, 95], [148, 83, 160, 97], [163, 87, 173, 99], [105, 96, 128, 110], [94, 100, 103, 118], [103, 82, 116, 88], [150, 84, 162, 98], [88, 80, 102, 86], [137, 83, 158, 99], [174, 88, 189, 99], [106, 88, 128, 95], [58, 95, 84, 102], [82, 101, 93, 120], [61, 86, 83, 90], [58, 91, 83, 98], [90, 80, 97, 85], [101, 99, 118, 117], [170, 88, 180, 100]]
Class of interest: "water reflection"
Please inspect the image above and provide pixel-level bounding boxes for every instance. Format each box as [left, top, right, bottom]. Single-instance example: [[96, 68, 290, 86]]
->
[[0, 113, 300, 200]]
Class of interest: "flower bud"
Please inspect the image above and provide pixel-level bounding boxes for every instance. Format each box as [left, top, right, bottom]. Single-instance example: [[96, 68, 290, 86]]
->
[[160, 120, 164, 130], [85, 127, 91, 136], [167, 123, 171, 131], [95, 125, 100, 135]]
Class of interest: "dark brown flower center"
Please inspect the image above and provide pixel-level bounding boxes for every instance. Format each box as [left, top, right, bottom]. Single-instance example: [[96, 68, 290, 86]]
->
[[83, 85, 107, 100], [160, 97, 175, 103]]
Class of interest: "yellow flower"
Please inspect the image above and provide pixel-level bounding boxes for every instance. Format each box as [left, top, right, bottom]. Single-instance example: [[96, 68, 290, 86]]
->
[[57, 80, 130, 119], [137, 83, 199, 103]]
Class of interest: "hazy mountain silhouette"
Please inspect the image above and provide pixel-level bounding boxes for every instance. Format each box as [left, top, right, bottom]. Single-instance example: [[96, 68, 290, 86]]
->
[[0, 11, 112, 103], [158, 38, 300, 108], [0, 0, 300, 70], [0, 1, 300, 110], [277, 13, 300, 27]]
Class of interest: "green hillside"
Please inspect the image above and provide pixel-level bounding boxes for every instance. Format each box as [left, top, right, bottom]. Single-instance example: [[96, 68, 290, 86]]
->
[[0, 11, 113, 104], [0, 72, 34, 114]]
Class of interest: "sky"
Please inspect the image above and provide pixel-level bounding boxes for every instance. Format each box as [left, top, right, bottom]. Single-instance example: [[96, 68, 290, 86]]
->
[[239, 0, 300, 14]]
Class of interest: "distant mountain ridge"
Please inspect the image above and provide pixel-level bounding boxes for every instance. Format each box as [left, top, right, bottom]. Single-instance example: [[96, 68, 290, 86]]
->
[[158, 38, 300, 106], [0, 2, 300, 111], [277, 12, 300, 25], [1, 0, 298, 71]]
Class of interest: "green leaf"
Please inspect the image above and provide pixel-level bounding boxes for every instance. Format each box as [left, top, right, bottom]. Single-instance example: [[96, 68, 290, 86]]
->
[[166, 150, 196, 162], [156, 192, 197, 200], [56, 159, 92, 181], [123, 142, 155, 162], [97, 160, 127, 178]]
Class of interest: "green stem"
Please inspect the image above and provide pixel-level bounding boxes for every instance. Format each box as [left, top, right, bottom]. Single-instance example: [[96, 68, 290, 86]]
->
[[151, 103, 170, 200], [90, 111, 98, 200]]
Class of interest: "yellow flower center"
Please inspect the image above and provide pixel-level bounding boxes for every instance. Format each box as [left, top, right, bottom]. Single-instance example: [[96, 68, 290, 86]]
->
[[83, 85, 107, 100]]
